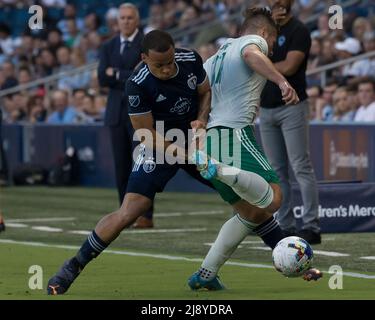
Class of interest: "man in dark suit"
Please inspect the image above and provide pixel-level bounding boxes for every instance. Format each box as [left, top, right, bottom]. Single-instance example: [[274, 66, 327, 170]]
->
[[98, 3, 153, 228]]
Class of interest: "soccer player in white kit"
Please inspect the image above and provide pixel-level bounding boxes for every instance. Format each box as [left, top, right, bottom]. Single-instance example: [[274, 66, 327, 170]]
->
[[188, 7, 321, 290]]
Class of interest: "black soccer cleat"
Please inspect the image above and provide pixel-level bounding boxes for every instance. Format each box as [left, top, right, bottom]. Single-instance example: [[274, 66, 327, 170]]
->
[[47, 258, 82, 295]]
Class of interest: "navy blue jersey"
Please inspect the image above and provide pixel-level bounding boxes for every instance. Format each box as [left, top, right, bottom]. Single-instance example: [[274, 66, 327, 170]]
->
[[126, 48, 206, 133]]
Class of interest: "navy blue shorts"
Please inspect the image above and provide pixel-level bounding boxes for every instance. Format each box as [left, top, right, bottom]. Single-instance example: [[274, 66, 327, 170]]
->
[[126, 146, 213, 200]]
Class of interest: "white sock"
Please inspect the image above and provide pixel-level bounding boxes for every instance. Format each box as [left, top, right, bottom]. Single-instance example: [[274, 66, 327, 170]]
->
[[200, 214, 256, 280], [214, 162, 274, 209]]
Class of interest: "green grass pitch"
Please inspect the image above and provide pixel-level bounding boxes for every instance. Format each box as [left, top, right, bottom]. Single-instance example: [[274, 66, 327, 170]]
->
[[1, 187, 375, 299]]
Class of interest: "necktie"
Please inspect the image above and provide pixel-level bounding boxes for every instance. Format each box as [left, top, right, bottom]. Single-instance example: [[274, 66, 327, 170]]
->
[[120, 40, 130, 55]]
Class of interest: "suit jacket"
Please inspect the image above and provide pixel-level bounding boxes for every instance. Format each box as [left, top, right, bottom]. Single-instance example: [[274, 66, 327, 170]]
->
[[98, 31, 143, 127]]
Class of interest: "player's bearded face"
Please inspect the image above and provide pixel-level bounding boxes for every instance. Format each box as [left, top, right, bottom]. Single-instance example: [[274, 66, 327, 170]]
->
[[143, 46, 177, 80]]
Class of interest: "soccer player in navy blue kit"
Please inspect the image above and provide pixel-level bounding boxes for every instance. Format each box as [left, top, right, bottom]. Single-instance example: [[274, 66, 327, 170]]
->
[[47, 30, 212, 295]]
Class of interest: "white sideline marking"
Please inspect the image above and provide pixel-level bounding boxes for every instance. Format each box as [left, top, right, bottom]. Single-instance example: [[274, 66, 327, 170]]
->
[[7, 220, 206, 235], [249, 246, 272, 251], [123, 228, 207, 234], [360, 257, 375, 260], [313, 250, 350, 257], [248, 247, 350, 257], [206, 243, 351, 257], [155, 210, 225, 217], [68, 228, 207, 235], [241, 241, 265, 244], [1, 239, 374, 279], [6, 223, 29, 228], [31, 226, 63, 232], [68, 230, 91, 235], [7, 217, 76, 223]]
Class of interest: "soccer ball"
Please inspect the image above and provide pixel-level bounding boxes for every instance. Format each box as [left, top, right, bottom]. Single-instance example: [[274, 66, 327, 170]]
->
[[272, 236, 314, 277]]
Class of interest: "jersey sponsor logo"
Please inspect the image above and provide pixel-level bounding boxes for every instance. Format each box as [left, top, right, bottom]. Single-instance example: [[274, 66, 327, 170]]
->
[[156, 94, 167, 102], [187, 73, 197, 90], [278, 35, 286, 47], [129, 95, 140, 108], [170, 97, 191, 115], [143, 157, 156, 173]]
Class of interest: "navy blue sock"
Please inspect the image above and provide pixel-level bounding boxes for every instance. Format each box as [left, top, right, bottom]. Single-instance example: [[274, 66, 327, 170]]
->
[[254, 216, 284, 249], [75, 230, 108, 268]]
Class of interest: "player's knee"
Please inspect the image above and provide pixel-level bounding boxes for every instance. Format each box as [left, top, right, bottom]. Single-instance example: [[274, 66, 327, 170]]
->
[[117, 193, 152, 227], [266, 184, 282, 213]]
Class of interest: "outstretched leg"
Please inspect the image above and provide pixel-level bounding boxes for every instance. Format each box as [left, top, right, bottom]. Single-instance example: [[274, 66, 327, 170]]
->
[[47, 193, 152, 295]]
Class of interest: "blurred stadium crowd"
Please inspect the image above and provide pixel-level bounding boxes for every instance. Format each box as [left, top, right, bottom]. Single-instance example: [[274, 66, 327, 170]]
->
[[0, 0, 375, 124]]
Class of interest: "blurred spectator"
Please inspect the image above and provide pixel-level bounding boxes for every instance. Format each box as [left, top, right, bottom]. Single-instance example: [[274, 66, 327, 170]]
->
[[71, 88, 86, 110], [56, 46, 73, 89], [317, 81, 338, 121], [352, 17, 373, 43], [58, 48, 91, 90], [47, 28, 65, 55], [94, 95, 106, 121], [79, 94, 102, 123], [84, 13, 101, 34], [308, 37, 321, 70], [311, 14, 330, 39], [41, 0, 66, 7], [36, 48, 57, 77], [64, 18, 82, 48], [18, 67, 32, 85], [13, 34, 35, 66], [0, 23, 16, 57], [103, 8, 120, 40], [47, 90, 78, 124], [348, 31, 375, 77], [216, 0, 242, 21], [306, 37, 322, 86], [86, 31, 102, 63], [296, 0, 329, 20], [56, 46, 72, 71], [73, 94, 95, 124], [354, 78, 375, 122], [144, 2, 165, 34], [0, 61, 18, 90], [57, 3, 84, 41], [162, 0, 178, 30], [306, 85, 322, 120], [26, 95, 47, 123], [334, 37, 361, 77], [346, 82, 360, 114], [7, 93, 28, 122], [332, 86, 356, 121], [320, 37, 336, 66]]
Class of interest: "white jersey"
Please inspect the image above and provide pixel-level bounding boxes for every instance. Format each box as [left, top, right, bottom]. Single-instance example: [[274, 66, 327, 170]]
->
[[204, 35, 268, 129]]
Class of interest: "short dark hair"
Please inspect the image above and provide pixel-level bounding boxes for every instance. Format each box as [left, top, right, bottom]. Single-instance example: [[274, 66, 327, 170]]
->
[[141, 30, 174, 55], [358, 77, 375, 91], [241, 7, 278, 35]]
